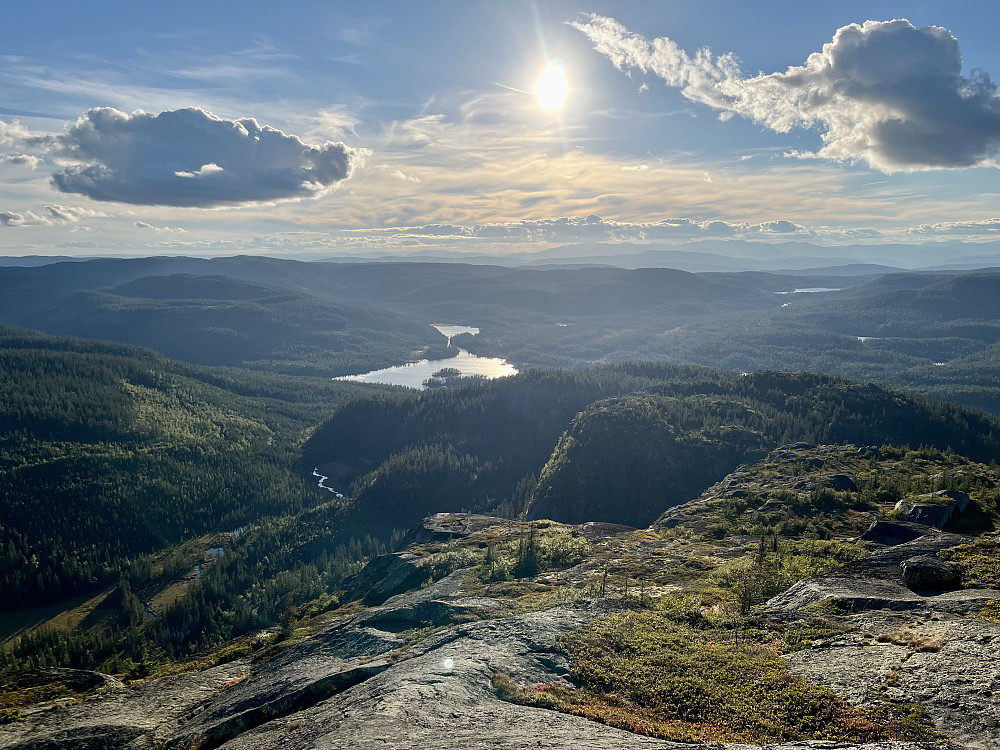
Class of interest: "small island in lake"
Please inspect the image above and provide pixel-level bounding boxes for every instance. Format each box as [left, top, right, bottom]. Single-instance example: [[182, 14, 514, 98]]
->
[[422, 366, 487, 389]]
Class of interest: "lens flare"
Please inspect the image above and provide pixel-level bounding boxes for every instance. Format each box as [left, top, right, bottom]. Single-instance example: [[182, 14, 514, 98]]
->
[[536, 62, 568, 111]]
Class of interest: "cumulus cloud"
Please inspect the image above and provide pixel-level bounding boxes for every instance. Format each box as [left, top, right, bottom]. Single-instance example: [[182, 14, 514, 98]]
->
[[0, 154, 40, 168], [0, 120, 30, 148], [135, 220, 185, 233], [0, 204, 111, 227], [389, 169, 420, 182], [39, 107, 362, 207], [573, 16, 1000, 172], [45, 204, 110, 221], [909, 218, 1000, 237], [0, 211, 50, 227]]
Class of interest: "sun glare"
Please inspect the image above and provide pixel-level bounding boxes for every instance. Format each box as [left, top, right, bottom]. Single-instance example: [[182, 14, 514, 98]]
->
[[535, 62, 568, 111]]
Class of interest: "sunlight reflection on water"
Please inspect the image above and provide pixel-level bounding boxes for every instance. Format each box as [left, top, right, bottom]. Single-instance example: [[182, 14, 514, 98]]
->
[[334, 324, 517, 389]]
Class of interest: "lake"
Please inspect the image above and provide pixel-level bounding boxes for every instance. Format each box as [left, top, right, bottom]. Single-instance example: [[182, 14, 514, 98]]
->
[[774, 288, 842, 295], [334, 324, 517, 389]]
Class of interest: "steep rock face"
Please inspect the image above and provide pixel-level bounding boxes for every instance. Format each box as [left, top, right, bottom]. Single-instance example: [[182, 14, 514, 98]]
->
[[341, 552, 430, 606]]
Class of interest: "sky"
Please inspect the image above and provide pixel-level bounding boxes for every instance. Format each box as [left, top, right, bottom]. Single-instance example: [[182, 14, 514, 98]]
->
[[2, 0, 1000, 259]]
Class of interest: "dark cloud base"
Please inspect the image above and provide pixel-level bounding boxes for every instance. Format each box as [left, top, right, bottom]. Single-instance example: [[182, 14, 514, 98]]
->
[[45, 107, 360, 207]]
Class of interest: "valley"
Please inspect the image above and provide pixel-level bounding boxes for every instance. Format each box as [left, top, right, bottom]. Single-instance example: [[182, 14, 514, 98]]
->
[[0, 258, 998, 749]]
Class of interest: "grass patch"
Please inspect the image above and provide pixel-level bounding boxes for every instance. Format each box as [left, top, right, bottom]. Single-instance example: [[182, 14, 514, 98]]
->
[[939, 540, 1000, 588], [875, 625, 945, 653], [783, 617, 850, 652], [979, 599, 1000, 622], [493, 611, 933, 745], [0, 681, 74, 723]]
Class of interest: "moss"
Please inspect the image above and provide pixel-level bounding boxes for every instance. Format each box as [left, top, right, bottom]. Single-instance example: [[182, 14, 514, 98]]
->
[[0, 681, 73, 715], [494, 612, 931, 745]]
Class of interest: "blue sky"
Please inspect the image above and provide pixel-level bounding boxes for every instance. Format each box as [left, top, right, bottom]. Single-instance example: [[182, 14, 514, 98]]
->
[[2, 1, 1000, 258]]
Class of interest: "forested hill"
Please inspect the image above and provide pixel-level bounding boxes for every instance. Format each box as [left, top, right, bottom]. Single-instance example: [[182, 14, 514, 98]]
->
[[0, 325, 377, 609], [7, 273, 440, 376], [304, 365, 1000, 534]]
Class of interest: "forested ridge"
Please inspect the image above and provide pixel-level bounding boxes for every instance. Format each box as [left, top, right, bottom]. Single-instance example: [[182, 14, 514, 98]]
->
[[306, 364, 1000, 532], [0, 325, 385, 611], [6, 258, 1000, 414]]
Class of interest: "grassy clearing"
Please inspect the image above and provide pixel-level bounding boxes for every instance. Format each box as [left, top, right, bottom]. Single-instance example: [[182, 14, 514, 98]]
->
[[0, 588, 114, 644], [939, 540, 1000, 588], [493, 611, 934, 745]]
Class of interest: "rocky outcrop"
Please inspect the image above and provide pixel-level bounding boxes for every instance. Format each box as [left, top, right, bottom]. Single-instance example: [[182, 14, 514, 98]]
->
[[1, 569, 937, 750], [783, 613, 1000, 750], [766, 532, 994, 615], [893, 490, 971, 529], [767, 528, 1000, 750], [0, 658, 250, 750], [400, 512, 514, 547], [164, 593, 932, 750]]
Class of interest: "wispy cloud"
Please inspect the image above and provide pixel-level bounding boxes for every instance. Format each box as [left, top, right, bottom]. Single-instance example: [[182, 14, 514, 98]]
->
[[573, 16, 1000, 172]]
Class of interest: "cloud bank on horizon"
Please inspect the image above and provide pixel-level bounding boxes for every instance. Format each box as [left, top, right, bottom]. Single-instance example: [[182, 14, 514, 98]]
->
[[573, 16, 1000, 173], [26, 107, 361, 207]]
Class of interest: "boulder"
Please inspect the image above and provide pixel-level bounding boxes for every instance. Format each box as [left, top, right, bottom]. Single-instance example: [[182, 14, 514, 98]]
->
[[894, 490, 971, 529], [900, 554, 958, 590], [829, 474, 859, 492]]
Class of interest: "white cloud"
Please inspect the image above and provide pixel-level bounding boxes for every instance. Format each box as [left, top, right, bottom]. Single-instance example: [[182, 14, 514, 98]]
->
[[573, 16, 1000, 172], [38, 107, 362, 207], [389, 169, 420, 182], [341, 215, 816, 244], [0, 204, 111, 227], [0, 154, 40, 168], [45, 204, 111, 221], [0, 210, 50, 227], [135, 220, 185, 233], [909, 218, 1000, 237], [0, 120, 30, 148]]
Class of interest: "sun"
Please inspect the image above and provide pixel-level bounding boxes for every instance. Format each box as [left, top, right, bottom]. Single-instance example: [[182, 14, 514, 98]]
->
[[535, 62, 568, 111]]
